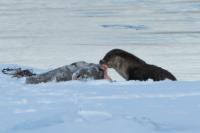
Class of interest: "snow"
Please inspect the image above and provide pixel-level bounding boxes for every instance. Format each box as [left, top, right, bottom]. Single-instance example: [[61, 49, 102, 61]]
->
[[0, 0, 200, 132], [0, 65, 200, 133]]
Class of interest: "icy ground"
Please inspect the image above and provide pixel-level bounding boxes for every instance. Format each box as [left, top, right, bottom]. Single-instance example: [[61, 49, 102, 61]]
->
[[0, 0, 200, 80], [0, 64, 200, 133], [1, 0, 200, 132]]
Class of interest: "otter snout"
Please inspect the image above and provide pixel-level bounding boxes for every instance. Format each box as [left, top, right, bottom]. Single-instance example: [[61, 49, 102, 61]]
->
[[99, 59, 105, 65]]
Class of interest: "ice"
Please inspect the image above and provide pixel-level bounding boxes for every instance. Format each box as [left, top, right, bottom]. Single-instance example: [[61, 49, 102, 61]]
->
[[0, 0, 199, 80], [0, 0, 200, 132]]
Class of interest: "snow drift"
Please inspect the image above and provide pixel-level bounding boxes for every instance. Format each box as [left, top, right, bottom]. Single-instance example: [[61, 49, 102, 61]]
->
[[0, 64, 200, 133]]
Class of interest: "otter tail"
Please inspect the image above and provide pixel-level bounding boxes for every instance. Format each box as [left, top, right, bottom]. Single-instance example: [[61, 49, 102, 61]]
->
[[147, 65, 177, 81]]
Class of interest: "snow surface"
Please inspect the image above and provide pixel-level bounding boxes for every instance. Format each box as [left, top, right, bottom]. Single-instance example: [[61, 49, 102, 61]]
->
[[0, 0, 200, 133], [1, 64, 200, 133]]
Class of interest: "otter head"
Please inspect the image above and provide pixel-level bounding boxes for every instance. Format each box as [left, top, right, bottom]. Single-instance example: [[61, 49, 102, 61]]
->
[[99, 49, 126, 68], [99, 55, 115, 68]]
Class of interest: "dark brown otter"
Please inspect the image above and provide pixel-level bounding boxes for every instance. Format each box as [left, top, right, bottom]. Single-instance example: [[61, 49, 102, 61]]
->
[[100, 49, 177, 81]]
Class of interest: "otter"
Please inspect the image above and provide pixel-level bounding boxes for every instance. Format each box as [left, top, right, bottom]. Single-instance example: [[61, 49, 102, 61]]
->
[[100, 49, 177, 81]]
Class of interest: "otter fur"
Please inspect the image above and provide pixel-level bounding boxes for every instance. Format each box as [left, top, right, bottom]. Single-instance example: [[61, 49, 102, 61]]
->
[[100, 49, 177, 81]]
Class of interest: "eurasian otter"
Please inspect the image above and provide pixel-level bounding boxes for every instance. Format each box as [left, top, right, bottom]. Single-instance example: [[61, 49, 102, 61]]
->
[[100, 49, 176, 81]]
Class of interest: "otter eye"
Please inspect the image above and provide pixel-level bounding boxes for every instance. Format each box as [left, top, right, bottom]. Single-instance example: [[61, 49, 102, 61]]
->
[[99, 60, 105, 64]]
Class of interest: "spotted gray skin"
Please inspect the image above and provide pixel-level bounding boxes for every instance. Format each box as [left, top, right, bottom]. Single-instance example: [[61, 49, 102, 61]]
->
[[26, 61, 104, 84], [72, 65, 104, 80]]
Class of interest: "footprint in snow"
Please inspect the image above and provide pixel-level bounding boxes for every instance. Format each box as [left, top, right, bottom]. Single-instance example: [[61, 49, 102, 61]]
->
[[77, 110, 112, 122]]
